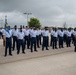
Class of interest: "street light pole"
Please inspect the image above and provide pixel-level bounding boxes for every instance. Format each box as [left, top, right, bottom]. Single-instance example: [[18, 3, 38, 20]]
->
[[24, 13, 32, 26]]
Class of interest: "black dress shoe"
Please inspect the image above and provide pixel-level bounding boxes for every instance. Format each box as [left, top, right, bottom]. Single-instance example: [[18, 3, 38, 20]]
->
[[17, 52, 19, 54], [46, 48, 49, 50], [62, 47, 64, 48], [31, 51, 33, 53], [27, 48, 29, 49], [74, 50, 76, 52], [4, 55, 7, 57], [38, 46, 40, 48], [42, 48, 44, 51], [34, 50, 38, 52], [52, 47, 55, 49], [55, 47, 58, 49], [22, 52, 25, 54], [42, 49, 44, 51], [9, 54, 13, 56], [59, 46, 61, 48]]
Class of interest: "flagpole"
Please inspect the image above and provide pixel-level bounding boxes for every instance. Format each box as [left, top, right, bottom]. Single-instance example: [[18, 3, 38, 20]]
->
[[4, 15, 7, 48]]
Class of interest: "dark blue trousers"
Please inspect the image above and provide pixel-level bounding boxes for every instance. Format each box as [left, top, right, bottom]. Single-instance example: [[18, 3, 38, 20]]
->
[[29, 34, 31, 46], [0, 32, 2, 39], [24, 36, 30, 49], [59, 37, 64, 48], [5, 38, 12, 56], [50, 35, 53, 46], [64, 34, 67, 42], [13, 36, 18, 50], [17, 39, 25, 54], [42, 36, 48, 50], [52, 37, 57, 49], [47, 36, 49, 47], [30, 37, 36, 52], [39, 34, 41, 45], [66, 37, 71, 47], [36, 35, 40, 47], [74, 39, 76, 52], [72, 34, 74, 43]]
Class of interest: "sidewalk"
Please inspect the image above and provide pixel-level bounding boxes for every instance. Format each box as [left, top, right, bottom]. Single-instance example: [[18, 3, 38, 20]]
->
[[0, 39, 74, 65]]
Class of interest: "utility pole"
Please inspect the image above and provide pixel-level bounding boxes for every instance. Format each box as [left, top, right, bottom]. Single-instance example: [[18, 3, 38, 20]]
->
[[24, 13, 32, 26]]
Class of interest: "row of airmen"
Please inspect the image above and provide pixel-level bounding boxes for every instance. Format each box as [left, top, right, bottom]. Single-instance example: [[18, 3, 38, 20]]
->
[[50, 27, 76, 51], [1, 25, 43, 57], [0, 26, 76, 57]]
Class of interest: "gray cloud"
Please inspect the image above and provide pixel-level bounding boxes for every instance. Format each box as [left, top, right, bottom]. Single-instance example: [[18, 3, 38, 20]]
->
[[0, 0, 76, 28]]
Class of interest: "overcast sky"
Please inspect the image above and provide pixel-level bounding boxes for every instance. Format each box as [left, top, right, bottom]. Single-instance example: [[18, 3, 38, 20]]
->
[[0, 0, 76, 28]]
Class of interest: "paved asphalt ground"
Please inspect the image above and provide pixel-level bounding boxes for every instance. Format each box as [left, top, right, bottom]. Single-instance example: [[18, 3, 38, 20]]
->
[[0, 39, 76, 75], [0, 52, 76, 75]]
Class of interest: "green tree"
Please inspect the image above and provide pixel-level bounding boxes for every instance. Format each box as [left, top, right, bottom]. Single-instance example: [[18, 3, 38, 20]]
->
[[28, 18, 41, 28]]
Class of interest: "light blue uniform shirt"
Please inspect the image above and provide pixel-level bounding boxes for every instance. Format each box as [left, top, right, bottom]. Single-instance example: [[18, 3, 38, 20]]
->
[[17, 31, 24, 40], [52, 31, 58, 37], [4, 30, 12, 38], [66, 31, 72, 37], [24, 29, 29, 36], [30, 30, 37, 37], [58, 30, 64, 37], [42, 30, 49, 37], [36, 30, 40, 36], [12, 29, 18, 37]]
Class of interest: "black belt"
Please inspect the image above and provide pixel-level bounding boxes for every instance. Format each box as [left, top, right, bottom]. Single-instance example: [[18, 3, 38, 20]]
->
[[32, 37, 36, 38], [13, 36, 17, 37], [68, 36, 71, 38], [53, 37, 57, 38], [60, 36, 63, 38], [6, 37, 11, 39], [18, 39, 23, 41], [43, 36, 48, 37], [25, 35, 29, 37]]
